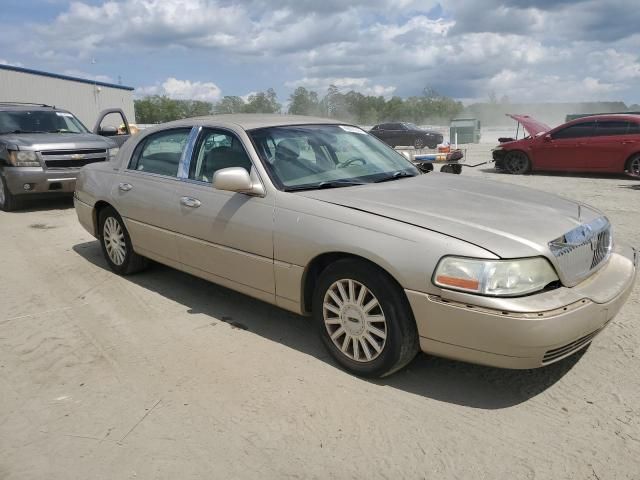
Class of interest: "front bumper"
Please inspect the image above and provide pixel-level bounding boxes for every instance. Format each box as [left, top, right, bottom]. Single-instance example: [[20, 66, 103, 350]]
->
[[407, 243, 638, 369], [2, 166, 78, 195]]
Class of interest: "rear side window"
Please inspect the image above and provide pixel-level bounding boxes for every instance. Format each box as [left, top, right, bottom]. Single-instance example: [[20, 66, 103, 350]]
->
[[595, 121, 631, 136], [128, 128, 191, 177], [552, 122, 598, 139], [627, 122, 640, 134]]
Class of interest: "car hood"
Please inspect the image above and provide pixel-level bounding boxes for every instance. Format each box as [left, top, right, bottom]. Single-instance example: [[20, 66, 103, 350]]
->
[[296, 173, 601, 258], [0, 132, 115, 150], [506, 114, 551, 137]]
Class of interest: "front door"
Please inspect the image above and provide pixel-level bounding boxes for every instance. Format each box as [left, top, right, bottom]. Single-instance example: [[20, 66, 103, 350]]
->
[[532, 121, 596, 171], [173, 128, 276, 299]]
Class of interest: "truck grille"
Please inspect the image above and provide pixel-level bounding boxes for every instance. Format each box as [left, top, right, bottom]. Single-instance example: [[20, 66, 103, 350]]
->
[[41, 149, 107, 169], [548, 217, 612, 286]]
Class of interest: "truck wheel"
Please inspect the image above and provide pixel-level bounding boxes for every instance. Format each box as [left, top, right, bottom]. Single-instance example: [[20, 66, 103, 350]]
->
[[313, 259, 419, 378], [0, 175, 20, 212]]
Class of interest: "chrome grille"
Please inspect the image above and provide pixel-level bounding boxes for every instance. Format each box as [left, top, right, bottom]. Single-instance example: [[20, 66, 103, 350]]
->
[[548, 216, 612, 286], [41, 149, 107, 169]]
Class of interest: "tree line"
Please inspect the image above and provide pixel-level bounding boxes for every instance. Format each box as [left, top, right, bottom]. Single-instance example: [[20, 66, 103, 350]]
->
[[134, 85, 464, 126]]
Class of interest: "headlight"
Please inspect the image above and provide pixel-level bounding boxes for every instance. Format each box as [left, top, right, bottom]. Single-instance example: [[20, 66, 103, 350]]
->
[[433, 256, 559, 297], [7, 150, 40, 167], [108, 147, 119, 161]]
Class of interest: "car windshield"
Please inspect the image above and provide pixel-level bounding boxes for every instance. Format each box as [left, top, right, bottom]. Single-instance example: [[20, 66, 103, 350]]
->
[[404, 122, 420, 130], [0, 109, 89, 134], [249, 124, 419, 190]]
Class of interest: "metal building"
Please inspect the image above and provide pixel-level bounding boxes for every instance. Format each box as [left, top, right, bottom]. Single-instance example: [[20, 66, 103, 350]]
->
[[0, 64, 135, 127]]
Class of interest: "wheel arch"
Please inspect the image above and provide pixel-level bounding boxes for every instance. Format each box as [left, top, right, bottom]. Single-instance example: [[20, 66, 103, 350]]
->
[[93, 200, 114, 236], [301, 251, 406, 315]]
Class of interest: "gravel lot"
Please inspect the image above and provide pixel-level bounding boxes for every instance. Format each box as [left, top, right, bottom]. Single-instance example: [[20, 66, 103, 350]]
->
[[1, 144, 639, 480]]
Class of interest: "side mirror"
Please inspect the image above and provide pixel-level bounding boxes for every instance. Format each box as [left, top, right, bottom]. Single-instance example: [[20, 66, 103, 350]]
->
[[543, 134, 552, 142], [212, 167, 264, 196], [99, 126, 118, 137]]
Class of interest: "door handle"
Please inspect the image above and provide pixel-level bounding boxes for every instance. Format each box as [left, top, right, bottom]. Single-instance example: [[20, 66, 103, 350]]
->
[[180, 196, 201, 208], [118, 183, 133, 192]]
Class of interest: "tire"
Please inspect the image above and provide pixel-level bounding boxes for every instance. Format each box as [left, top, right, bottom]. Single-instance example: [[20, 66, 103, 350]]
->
[[0, 174, 20, 212], [504, 151, 531, 175], [312, 259, 419, 378], [98, 206, 148, 275], [413, 137, 426, 149], [626, 153, 640, 177]]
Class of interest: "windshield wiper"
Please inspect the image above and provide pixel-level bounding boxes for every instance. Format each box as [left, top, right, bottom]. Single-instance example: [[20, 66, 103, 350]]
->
[[373, 171, 415, 183], [284, 180, 367, 192]]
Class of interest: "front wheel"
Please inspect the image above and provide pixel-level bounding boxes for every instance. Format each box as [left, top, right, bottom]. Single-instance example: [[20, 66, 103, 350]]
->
[[504, 151, 531, 175], [313, 260, 419, 377], [98, 206, 148, 275], [0, 175, 20, 212], [414, 137, 426, 149]]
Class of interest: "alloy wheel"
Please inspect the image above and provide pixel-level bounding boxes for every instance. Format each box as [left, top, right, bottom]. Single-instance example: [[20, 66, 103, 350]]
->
[[630, 157, 640, 176], [414, 138, 425, 149], [103, 216, 127, 266], [506, 152, 529, 174], [323, 279, 387, 363]]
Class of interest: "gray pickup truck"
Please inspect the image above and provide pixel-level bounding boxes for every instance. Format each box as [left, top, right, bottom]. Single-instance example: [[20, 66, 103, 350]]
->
[[0, 103, 132, 211]]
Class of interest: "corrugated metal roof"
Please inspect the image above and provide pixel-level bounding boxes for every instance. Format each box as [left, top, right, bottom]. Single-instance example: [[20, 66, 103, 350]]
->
[[0, 64, 134, 91]]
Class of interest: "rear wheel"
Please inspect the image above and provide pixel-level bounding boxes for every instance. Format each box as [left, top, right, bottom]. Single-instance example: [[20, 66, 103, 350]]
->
[[414, 137, 426, 149], [626, 153, 640, 177], [98, 206, 148, 275], [504, 151, 531, 175], [0, 175, 20, 212], [313, 259, 419, 377]]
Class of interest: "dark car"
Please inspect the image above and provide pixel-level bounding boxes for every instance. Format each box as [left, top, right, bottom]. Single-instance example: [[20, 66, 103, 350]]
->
[[370, 122, 443, 149], [493, 113, 640, 176], [0, 103, 131, 211]]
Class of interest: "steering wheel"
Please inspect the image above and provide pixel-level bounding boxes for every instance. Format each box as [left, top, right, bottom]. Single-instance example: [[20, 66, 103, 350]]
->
[[337, 157, 367, 168]]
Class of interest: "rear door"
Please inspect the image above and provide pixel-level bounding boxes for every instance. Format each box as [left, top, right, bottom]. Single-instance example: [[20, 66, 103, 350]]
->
[[532, 122, 596, 171], [114, 127, 193, 259], [585, 120, 638, 171]]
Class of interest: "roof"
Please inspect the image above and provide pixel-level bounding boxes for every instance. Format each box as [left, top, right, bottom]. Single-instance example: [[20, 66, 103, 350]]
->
[[163, 114, 345, 130], [566, 113, 640, 123], [0, 64, 134, 91], [0, 103, 59, 111]]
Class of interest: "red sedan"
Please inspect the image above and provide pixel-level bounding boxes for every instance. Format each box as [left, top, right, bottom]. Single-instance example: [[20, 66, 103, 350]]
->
[[493, 114, 640, 177]]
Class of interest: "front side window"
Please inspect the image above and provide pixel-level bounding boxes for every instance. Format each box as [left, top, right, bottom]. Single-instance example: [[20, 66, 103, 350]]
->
[[249, 124, 419, 190], [189, 129, 253, 183], [128, 128, 191, 177], [551, 122, 597, 139], [0, 109, 88, 134]]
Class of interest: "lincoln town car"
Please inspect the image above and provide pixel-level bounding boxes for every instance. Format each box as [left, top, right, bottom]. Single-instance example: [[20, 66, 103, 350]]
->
[[74, 115, 637, 377]]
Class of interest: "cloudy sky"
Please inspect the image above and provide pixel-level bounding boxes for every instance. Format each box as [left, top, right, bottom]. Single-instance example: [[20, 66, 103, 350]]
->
[[2, 0, 640, 105]]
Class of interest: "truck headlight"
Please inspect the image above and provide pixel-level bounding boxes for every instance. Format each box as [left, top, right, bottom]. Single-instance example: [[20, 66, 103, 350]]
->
[[108, 147, 119, 161], [433, 256, 559, 297], [7, 150, 40, 167]]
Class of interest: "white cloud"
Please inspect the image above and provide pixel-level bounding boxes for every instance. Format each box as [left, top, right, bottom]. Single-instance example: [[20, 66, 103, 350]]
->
[[8, 0, 640, 104], [137, 77, 222, 102]]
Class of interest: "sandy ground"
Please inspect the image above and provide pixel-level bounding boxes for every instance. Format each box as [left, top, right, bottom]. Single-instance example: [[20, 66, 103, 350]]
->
[[1, 145, 639, 480]]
